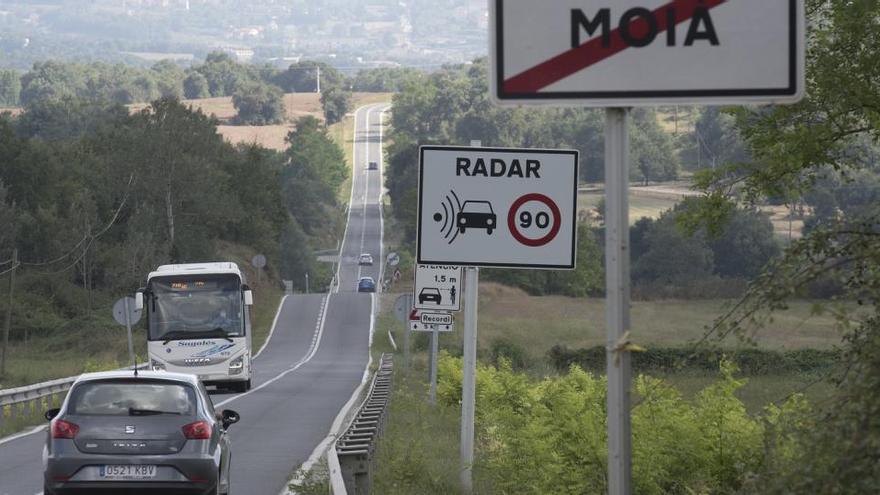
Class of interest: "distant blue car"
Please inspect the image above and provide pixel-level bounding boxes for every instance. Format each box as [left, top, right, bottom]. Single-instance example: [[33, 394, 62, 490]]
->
[[357, 277, 376, 293]]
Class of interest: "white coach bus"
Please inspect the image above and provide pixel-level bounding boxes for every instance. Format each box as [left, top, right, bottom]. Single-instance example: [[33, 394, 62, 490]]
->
[[136, 262, 254, 392]]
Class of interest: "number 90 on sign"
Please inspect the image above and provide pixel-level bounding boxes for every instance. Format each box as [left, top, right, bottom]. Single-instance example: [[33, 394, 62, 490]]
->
[[507, 193, 562, 247]]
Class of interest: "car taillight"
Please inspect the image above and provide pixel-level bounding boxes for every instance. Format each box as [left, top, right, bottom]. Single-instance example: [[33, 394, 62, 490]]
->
[[51, 419, 79, 439], [182, 421, 212, 440]]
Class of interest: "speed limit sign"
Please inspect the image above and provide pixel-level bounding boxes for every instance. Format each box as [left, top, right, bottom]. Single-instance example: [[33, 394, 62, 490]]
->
[[417, 146, 578, 269]]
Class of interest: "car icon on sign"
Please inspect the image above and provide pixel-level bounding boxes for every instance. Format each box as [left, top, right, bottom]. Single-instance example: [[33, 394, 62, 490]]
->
[[457, 200, 496, 235], [419, 288, 442, 305]]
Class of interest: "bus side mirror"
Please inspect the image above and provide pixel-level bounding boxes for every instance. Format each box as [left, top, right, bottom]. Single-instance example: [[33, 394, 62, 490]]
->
[[134, 291, 144, 311], [243, 290, 254, 306]]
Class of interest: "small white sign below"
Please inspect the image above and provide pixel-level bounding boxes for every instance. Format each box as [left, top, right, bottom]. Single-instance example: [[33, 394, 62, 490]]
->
[[420, 312, 453, 325], [409, 309, 454, 333], [414, 264, 463, 311]]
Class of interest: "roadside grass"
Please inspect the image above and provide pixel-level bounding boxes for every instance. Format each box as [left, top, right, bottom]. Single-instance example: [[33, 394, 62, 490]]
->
[[476, 283, 844, 358], [372, 364, 480, 495]]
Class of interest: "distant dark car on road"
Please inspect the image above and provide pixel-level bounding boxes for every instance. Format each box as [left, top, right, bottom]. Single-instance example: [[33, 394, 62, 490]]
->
[[457, 200, 496, 235], [419, 288, 442, 305], [368, 161, 378, 170], [43, 370, 239, 495], [357, 277, 376, 293]]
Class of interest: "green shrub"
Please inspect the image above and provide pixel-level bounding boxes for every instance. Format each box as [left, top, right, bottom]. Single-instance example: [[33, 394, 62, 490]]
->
[[436, 353, 806, 494]]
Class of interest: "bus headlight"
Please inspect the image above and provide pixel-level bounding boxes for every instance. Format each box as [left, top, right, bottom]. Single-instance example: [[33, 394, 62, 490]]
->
[[151, 359, 166, 371], [229, 356, 244, 375]]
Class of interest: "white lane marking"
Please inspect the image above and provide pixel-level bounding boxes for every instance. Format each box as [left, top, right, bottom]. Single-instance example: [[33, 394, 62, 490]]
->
[[335, 105, 372, 294], [355, 106, 375, 282], [286, 293, 376, 494], [215, 294, 331, 408], [254, 294, 290, 360]]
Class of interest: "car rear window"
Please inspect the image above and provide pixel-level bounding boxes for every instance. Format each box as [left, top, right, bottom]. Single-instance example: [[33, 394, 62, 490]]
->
[[67, 380, 197, 416]]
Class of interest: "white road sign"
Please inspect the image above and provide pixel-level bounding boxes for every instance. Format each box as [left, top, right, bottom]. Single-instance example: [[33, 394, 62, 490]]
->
[[490, 0, 805, 106], [414, 264, 463, 311], [409, 309, 453, 332], [421, 312, 453, 325], [417, 146, 578, 269]]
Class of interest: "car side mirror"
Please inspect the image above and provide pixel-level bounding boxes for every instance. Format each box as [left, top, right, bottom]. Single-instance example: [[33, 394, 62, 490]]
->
[[134, 291, 144, 311], [45, 408, 60, 421], [219, 409, 240, 429], [243, 290, 253, 306]]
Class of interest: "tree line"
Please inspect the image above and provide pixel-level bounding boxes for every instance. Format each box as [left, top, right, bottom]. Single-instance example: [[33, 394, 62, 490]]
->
[[0, 56, 422, 127], [0, 95, 347, 366]]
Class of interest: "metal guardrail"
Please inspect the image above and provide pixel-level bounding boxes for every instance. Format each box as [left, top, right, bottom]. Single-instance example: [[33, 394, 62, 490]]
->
[[0, 363, 146, 433], [331, 353, 394, 495]]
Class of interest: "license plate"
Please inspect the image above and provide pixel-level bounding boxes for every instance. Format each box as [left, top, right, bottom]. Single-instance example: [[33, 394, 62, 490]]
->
[[99, 464, 157, 480]]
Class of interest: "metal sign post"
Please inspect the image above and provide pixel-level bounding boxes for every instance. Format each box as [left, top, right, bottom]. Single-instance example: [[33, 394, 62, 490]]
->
[[604, 108, 632, 495], [460, 266, 479, 492], [429, 324, 439, 404]]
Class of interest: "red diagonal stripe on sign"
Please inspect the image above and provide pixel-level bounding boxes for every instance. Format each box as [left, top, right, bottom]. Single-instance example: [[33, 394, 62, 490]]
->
[[502, 0, 727, 94]]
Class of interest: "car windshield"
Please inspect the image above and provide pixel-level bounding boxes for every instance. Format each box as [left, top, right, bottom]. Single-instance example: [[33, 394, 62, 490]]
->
[[463, 201, 493, 214], [147, 274, 244, 341], [68, 380, 196, 416], [422, 288, 440, 295]]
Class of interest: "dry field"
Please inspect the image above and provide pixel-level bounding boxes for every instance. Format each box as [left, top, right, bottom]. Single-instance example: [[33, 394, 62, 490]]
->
[[128, 92, 391, 151]]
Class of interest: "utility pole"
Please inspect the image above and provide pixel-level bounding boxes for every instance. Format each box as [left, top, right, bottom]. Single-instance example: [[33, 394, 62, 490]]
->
[[460, 139, 482, 493], [429, 324, 439, 404], [1, 249, 18, 377]]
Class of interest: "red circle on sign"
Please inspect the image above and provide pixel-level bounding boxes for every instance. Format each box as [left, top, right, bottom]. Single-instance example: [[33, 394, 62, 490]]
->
[[507, 193, 562, 247]]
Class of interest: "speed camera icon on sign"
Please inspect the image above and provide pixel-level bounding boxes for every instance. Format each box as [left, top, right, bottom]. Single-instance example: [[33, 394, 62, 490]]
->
[[418, 146, 579, 269]]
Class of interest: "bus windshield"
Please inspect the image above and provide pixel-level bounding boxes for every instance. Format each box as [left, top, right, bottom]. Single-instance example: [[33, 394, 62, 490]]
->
[[147, 275, 244, 341]]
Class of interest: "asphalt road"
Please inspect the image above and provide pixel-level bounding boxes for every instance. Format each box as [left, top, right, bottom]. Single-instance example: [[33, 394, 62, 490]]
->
[[0, 103, 389, 495]]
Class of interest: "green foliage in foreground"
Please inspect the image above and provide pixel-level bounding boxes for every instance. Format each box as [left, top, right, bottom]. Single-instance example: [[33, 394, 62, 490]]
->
[[434, 354, 810, 495]]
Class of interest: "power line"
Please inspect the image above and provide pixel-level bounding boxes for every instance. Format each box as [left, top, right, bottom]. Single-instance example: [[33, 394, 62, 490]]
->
[[0, 262, 18, 278], [21, 174, 135, 268]]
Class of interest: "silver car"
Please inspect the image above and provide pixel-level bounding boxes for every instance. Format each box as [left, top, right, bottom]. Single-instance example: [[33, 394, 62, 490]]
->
[[43, 370, 239, 495]]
